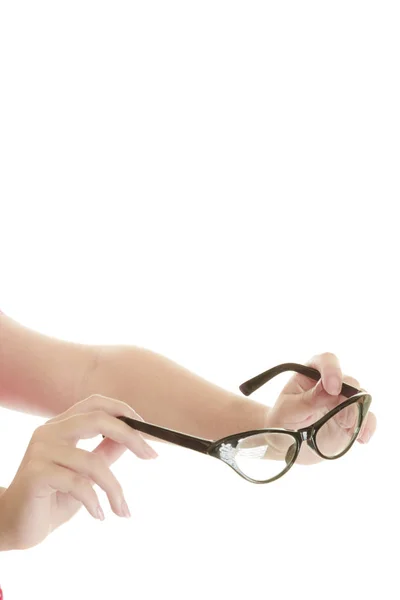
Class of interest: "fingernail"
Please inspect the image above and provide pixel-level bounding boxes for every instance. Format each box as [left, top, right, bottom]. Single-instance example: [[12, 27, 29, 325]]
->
[[121, 499, 131, 518], [144, 444, 158, 459], [97, 505, 105, 521], [363, 430, 371, 443], [327, 376, 341, 396]]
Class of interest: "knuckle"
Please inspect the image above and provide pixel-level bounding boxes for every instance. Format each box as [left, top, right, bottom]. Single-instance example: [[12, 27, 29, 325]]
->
[[117, 400, 132, 413], [90, 410, 107, 426], [78, 394, 105, 407], [85, 394, 103, 401], [129, 407, 143, 420], [31, 424, 46, 441], [85, 393, 112, 404], [27, 440, 47, 458], [71, 473, 90, 491], [344, 375, 360, 387]]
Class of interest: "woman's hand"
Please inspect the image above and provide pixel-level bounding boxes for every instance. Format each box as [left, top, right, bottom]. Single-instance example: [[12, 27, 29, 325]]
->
[[267, 353, 377, 465], [0, 395, 158, 550]]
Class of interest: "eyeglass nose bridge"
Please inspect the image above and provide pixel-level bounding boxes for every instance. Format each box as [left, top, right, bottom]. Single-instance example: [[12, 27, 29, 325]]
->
[[297, 426, 319, 453], [284, 430, 314, 466]]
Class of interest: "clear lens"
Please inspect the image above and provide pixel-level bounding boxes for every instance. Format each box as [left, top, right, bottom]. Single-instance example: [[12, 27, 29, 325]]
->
[[232, 432, 298, 482], [315, 402, 361, 458]]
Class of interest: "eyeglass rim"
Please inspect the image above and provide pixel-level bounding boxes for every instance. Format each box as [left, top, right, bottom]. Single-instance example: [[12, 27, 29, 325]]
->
[[207, 429, 302, 484], [207, 393, 371, 483], [207, 393, 370, 451], [108, 363, 372, 484], [305, 394, 369, 460]]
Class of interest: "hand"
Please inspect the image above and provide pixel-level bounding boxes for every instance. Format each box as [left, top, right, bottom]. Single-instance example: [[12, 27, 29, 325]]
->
[[266, 353, 377, 465], [0, 395, 158, 550]]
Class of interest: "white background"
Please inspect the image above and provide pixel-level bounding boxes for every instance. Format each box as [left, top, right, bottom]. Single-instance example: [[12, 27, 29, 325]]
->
[[0, 1, 399, 599]]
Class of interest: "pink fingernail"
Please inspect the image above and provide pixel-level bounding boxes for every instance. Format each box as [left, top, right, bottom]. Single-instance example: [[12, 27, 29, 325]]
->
[[121, 499, 131, 518], [146, 445, 158, 459], [363, 430, 371, 443], [358, 429, 370, 444], [327, 376, 341, 395], [97, 505, 105, 521]]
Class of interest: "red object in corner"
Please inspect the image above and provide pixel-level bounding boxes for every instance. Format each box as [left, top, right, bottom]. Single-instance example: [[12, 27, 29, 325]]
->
[[0, 585, 3, 600]]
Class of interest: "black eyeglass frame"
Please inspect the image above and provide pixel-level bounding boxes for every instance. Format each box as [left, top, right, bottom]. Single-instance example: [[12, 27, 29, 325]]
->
[[109, 363, 372, 484]]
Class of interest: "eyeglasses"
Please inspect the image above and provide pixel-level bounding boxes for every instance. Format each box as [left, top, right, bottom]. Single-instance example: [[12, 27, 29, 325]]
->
[[113, 363, 372, 484]]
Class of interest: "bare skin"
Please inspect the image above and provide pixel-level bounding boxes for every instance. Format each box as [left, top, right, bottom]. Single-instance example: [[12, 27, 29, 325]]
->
[[0, 314, 376, 549]]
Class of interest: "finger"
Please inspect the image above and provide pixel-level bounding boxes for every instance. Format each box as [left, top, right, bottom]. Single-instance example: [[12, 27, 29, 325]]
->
[[23, 459, 104, 521], [333, 401, 359, 429], [47, 394, 144, 424], [357, 411, 377, 444], [334, 395, 373, 440], [92, 437, 128, 466], [343, 375, 361, 388], [268, 378, 330, 427], [283, 376, 364, 427], [308, 353, 343, 396], [45, 394, 146, 456], [354, 386, 373, 442], [41, 411, 157, 459], [300, 379, 337, 413], [74, 395, 157, 461], [41, 396, 157, 459], [32, 443, 130, 518]]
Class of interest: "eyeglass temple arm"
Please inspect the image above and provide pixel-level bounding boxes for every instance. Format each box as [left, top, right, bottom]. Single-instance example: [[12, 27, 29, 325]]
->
[[239, 363, 360, 398], [103, 416, 213, 454]]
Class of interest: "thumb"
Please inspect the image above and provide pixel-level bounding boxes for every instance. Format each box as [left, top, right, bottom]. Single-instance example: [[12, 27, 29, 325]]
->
[[301, 379, 338, 411], [270, 380, 336, 428]]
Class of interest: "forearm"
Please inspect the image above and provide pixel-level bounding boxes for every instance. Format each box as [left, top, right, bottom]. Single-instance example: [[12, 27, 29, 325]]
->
[[85, 345, 269, 441], [0, 314, 95, 417], [0, 314, 268, 440]]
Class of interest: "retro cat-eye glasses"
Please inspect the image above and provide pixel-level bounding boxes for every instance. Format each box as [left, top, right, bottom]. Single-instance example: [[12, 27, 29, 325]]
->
[[110, 363, 372, 484]]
